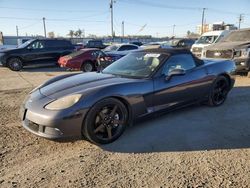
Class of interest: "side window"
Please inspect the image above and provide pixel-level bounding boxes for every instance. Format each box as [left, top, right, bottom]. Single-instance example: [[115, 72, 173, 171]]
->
[[91, 50, 104, 58], [162, 54, 196, 75], [118, 45, 138, 51], [29, 41, 45, 49]]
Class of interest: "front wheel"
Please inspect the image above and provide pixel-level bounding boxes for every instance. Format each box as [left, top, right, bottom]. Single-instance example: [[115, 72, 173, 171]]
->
[[83, 98, 128, 144], [208, 76, 230, 106], [8, 57, 23, 71], [81, 61, 94, 72]]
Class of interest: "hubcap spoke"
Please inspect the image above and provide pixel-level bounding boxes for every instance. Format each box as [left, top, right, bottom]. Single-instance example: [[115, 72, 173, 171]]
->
[[98, 111, 106, 120], [94, 124, 105, 133], [110, 105, 118, 117], [106, 126, 112, 139]]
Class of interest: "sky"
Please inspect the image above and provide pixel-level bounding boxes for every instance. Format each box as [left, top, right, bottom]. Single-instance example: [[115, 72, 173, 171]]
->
[[0, 0, 249, 37]]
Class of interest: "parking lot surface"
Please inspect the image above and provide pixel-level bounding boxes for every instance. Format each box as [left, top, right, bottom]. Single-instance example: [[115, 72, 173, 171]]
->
[[0, 67, 250, 187]]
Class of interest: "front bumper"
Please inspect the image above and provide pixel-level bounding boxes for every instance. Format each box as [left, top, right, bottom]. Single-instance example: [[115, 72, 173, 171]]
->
[[0, 55, 7, 66], [234, 57, 250, 72], [20, 91, 89, 139]]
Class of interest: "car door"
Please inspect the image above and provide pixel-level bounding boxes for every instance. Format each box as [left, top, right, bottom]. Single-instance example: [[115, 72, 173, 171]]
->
[[23, 40, 48, 65], [44, 40, 63, 62], [153, 54, 211, 111]]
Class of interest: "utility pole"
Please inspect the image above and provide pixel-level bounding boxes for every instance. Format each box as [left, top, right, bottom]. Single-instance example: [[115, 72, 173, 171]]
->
[[82, 29, 85, 38], [16, 26, 19, 37], [42, 17, 47, 38], [172, 24, 176, 37], [122, 21, 124, 38], [201, 8, 206, 34], [238, 14, 243, 30], [110, 0, 114, 39]]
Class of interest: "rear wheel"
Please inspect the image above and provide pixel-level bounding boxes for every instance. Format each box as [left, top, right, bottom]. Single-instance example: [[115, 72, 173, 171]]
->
[[208, 76, 230, 106], [83, 98, 128, 144], [8, 57, 23, 71], [81, 61, 94, 72]]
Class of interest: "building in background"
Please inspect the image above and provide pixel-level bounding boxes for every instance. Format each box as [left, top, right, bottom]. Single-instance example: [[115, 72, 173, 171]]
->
[[197, 22, 237, 34]]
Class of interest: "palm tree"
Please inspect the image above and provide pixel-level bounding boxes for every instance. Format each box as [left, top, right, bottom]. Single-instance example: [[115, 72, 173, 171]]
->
[[68, 30, 74, 38]]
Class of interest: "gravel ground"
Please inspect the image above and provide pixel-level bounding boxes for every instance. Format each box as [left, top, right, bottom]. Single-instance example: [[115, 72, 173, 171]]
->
[[0, 67, 250, 188]]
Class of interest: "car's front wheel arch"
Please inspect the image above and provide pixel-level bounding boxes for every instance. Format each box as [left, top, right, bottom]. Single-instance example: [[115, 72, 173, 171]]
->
[[7, 56, 23, 71], [81, 96, 131, 144], [81, 60, 95, 72]]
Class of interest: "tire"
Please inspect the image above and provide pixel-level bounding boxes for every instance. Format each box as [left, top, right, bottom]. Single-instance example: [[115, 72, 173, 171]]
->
[[7, 57, 23, 71], [208, 76, 230, 106], [83, 98, 128, 144], [81, 61, 94, 72]]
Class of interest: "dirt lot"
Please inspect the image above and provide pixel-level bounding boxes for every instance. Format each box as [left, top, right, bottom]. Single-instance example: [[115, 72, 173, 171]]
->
[[0, 67, 250, 188]]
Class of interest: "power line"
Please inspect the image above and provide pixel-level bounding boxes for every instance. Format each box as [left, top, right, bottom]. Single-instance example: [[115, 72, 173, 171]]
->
[[120, 0, 201, 10], [119, 0, 249, 15], [0, 16, 108, 23], [0, 6, 103, 13]]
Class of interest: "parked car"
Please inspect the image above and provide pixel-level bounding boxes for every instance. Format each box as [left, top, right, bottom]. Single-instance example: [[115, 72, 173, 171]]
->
[[21, 48, 235, 144], [96, 50, 130, 70], [0, 39, 74, 71], [84, 40, 107, 49], [73, 43, 85, 51], [58, 48, 109, 72], [103, 43, 139, 53], [191, 30, 231, 58], [203, 28, 250, 73], [129, 41, 143, 46], [170, 38, 196, 49], [141, 42, 172, 49]]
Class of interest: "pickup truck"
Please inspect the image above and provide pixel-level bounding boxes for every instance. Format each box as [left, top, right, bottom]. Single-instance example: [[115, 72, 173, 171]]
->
[[203, 28, 250, 73]]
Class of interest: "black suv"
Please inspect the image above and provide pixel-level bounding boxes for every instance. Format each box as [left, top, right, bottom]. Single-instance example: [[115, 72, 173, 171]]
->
[[0, 38, 75, 71], [84, 40, 107, 49]]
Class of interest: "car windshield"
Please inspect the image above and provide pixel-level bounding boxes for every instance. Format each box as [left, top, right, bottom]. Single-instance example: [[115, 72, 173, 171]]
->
[[17, 39, 35, 48], [222, 30, 250, 42], [104, 45, 119, 52], [196, 35, 218, 44], [102, 52, 166, 78]]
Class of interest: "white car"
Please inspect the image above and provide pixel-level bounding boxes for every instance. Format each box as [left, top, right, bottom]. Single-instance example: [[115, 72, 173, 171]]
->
[[191, 30, 231, 58], [103, 43, 139, 53]]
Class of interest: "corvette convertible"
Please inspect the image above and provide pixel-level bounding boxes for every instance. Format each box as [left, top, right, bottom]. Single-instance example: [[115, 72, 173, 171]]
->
[[21, 48, 236, 144]]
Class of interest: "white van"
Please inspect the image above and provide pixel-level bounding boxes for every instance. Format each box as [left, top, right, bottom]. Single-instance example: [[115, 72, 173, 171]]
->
[[191, 30, 231, 58]]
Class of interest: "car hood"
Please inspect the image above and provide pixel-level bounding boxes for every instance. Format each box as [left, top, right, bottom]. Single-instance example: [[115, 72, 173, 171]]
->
[[0, 47, 23, 53], [205, 41, 250, 50], [40, 72, 137, 99]]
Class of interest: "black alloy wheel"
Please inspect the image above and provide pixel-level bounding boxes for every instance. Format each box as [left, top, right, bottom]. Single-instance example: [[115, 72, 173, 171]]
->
[[208, 76, 230, 106], [8, 57, 23, 71], [83, 98, 128, 144]]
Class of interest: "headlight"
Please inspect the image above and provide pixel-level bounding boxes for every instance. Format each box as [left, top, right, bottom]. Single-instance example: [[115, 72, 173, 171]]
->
[[234, 48, 250, 58], [29, 84, 42, 94], [45, 94, 82, 110]]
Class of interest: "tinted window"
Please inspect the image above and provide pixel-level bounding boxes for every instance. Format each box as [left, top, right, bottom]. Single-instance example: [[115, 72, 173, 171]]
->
[[163, 54, 196, 75], [45, 40, 71, 47], [118, 45, 138, 51], [88, 41, 102, 47], [29, 41, 45, 49], [223, 30, 250, 42]]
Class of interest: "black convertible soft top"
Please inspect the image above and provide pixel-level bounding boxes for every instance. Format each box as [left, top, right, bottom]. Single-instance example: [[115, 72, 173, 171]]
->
[[136, 48, 204, 66]]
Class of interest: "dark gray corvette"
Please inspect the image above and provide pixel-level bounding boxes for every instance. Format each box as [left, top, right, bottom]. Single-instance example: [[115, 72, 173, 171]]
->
[[21, 48, 236, 144]]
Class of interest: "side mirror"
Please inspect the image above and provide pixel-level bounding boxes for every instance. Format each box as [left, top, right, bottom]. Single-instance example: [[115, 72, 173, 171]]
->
[[165, 68, 186, 81]]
